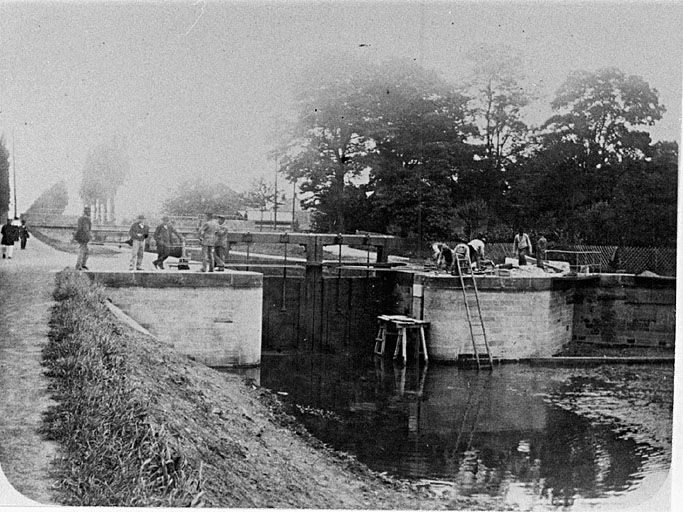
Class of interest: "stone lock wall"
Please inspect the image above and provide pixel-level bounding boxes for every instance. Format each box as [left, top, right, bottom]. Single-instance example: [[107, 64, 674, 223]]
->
[[410, 274, 575, 361], [572, 274, 676, 348], [87, 271, 263, 367]]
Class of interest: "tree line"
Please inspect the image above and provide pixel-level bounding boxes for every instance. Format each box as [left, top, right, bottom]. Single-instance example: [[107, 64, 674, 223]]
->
[[8, 48, 677, 248], [274, 51, 677, 247]]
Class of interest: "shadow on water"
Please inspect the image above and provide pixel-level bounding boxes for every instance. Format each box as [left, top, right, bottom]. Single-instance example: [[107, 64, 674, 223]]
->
[[246, 351, 671, 508]]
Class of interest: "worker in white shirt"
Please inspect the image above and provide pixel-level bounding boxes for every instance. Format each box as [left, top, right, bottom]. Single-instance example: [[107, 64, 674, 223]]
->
[[467, 237, 486, 269], [513, 229, 532, 266]]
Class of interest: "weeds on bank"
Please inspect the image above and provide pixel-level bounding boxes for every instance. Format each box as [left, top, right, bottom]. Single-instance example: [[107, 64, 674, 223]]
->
[[42, 269, 203, 507]]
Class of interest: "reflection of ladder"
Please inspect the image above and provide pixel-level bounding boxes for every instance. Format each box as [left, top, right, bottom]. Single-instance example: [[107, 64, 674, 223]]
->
[[455, 375, 487, 451], [455, 252, 493, 371]]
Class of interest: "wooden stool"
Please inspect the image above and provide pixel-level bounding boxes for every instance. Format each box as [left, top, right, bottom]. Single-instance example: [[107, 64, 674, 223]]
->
[[374, 315, 429, 363]]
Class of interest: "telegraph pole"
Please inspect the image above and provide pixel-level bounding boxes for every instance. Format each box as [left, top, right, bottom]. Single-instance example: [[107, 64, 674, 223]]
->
[[273, 155, 278, 230], [12, 130, 17, 218], [291, 179, 296, 231]]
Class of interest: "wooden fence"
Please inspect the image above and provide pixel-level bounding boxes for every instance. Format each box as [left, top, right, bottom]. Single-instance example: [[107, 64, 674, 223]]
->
[[485, 242, 676, 276]]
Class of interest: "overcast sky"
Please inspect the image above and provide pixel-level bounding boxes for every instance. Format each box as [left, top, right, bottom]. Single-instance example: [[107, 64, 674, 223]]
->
[[1, 1, 681, 216]]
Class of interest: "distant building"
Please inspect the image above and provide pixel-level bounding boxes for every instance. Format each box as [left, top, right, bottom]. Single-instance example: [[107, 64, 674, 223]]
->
[[244, 205, 311, 232]]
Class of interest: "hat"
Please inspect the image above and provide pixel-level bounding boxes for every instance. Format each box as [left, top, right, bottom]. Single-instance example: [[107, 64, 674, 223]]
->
[[138, 214, 146, 220]]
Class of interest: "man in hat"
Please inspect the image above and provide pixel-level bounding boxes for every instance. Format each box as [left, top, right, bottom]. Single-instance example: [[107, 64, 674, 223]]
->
[[213, 215, 228, 271], [1, 218, 17, 260], [74, 206, 92, 270], [129, 214, 150, 271], [152, 216, 183, 270]]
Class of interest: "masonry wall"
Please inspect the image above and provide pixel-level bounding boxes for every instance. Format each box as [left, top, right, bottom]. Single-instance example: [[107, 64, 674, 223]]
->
[[572, 274, 676, 348], [410, 274, 575, 361], [88, 271, 263, 367]]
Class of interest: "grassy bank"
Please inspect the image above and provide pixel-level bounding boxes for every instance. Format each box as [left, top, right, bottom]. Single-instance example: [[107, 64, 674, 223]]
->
[[43, 270, 202, 506], [43, 269, 507, 509]]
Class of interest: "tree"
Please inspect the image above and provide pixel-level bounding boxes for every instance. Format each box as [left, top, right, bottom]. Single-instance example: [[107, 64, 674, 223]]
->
[[162, 179, 246, 216], [607, 141, 678, 246], [244, 177, 285, 230], [454, 200, 490, 240], [279, 54, 378, 233], [280, 55, 477, 238], [505, 68, 669, 242], [0, 137, 9, 219], [80, 137, 130, 223], [26, 181, 69, 215], [543, 67, 665, 167], [464, 45, 533, 172], [363, 60, 477, 239]]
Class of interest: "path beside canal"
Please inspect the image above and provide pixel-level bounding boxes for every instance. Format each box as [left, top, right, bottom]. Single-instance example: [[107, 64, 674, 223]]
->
[[0, 238, 130, 504], [0, 239, 74, 504]]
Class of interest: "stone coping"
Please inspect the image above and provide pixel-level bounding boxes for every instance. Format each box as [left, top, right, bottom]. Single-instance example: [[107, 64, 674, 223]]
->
[[85, 270, 262, 288], [412, 271, 573, 291], [409, 271, 675, 292]]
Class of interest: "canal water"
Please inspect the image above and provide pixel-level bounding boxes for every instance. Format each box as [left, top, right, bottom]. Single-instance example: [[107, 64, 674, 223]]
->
[[253, 352, 673, 511]]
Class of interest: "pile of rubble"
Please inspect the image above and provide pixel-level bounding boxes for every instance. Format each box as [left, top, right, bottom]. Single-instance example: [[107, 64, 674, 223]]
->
[[501, 258, 571, 277]]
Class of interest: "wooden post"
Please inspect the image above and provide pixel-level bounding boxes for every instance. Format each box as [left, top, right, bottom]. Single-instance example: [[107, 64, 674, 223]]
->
[[302, 236, 325, 350]]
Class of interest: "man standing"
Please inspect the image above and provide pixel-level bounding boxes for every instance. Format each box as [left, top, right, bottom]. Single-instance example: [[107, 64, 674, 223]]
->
[[513, 228, 532, 266], [19, 219, 30, 249], [152, 216, 183, 270], [536, 233, 548, 270], [213, 215, 228, 271], [198, 212, 218, 272], [1, 218, 17, 260], [74, 206, 92, 270], [129, 214, 150, 271]]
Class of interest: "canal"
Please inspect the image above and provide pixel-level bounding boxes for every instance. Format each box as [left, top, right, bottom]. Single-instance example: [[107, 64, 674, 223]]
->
[[252, 352, 673, 510]]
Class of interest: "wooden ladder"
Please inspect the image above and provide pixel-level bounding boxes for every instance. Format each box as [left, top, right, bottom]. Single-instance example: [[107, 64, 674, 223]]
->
[[454, 252, 494, 371]]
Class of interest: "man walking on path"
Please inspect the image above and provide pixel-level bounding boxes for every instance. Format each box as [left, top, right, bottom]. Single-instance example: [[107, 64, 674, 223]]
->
[[129, 215, 149, 271], [152, 216, 183, 270], [74, 207, 92, 270]]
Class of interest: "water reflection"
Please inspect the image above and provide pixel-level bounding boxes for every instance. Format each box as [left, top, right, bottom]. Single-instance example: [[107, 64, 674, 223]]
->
[[255, 353, 667, 507]]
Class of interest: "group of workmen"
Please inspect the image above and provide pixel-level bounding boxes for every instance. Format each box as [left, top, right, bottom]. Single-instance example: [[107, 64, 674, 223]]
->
[[128, 212, 230, 272], [432, 228, 549, 273], [74, 207, 230, 272]]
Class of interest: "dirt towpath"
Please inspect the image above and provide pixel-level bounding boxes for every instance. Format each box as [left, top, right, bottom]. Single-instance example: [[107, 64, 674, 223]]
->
[[0, 239, 81, 504], [0, 238, 130, 504]]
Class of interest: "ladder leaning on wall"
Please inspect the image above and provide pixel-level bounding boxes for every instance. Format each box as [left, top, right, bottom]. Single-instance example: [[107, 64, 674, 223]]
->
[[454, 251, 494, 371]]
